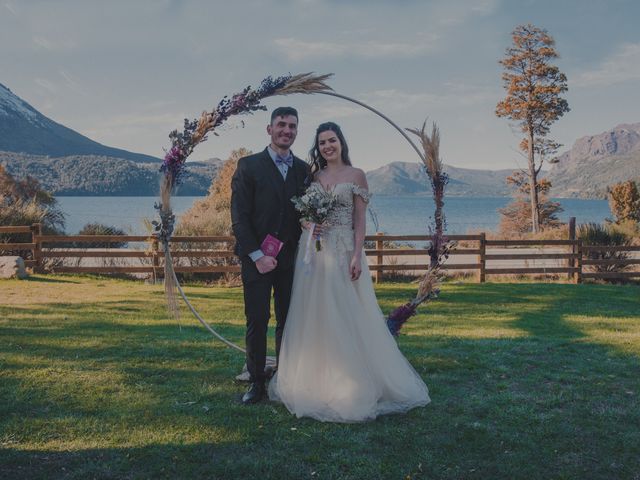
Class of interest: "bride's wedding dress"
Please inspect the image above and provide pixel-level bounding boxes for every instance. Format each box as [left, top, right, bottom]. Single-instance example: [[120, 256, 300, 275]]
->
[[268, 182, 430, 422]]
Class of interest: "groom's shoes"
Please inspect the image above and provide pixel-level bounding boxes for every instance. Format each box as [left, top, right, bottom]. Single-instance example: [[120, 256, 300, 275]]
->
[[242, 382, 265, 405]]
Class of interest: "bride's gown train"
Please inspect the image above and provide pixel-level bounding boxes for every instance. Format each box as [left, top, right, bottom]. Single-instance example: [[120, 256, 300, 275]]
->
[[268, 182, 430, 422]]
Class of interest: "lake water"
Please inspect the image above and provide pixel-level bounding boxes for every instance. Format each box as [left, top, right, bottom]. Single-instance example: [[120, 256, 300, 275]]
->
[[56, 195, 611, 236]]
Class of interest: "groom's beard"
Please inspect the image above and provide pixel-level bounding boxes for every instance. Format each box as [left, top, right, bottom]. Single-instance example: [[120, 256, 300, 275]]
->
[[273, 133, 296, 150]]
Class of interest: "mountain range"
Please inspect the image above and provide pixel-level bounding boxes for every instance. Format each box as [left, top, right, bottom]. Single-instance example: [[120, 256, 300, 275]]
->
[[1, 82, 638, 198], [0, 151, 221, 196], [0, 83, 220, 195], [0, 83, 158, 163], [366, 162, 516, 197], [547, 123, 640, 198]]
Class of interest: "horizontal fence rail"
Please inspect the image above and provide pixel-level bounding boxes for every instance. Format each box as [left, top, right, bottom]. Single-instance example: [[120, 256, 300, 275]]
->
[[1, 224, 639, 283]]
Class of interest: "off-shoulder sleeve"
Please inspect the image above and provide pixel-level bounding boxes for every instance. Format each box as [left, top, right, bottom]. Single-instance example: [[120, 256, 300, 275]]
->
[[352, 183, 371, 203]]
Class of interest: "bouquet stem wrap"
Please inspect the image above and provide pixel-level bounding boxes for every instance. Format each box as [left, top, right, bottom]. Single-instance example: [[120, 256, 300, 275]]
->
[[303, 222, 316, 264]]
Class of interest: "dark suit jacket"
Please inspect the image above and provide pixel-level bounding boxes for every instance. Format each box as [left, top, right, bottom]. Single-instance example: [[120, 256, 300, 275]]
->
[[231, 148, 309, 269]]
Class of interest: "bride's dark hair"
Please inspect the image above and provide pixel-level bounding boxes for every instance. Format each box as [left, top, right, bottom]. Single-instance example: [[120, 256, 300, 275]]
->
[[306, 122, 352, 186]]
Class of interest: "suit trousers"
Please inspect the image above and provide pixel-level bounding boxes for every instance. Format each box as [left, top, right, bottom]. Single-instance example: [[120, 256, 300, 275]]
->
[[241, 258, 295, 383]]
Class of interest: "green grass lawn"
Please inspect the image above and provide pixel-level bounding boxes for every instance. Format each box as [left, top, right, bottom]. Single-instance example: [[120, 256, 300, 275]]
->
[[1, 276, 639, 479]]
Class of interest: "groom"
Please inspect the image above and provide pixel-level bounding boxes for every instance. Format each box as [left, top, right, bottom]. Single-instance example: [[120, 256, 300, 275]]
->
[[231, 106, 309, 404]]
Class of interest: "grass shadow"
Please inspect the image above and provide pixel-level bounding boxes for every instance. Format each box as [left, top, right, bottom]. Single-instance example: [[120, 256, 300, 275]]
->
[[1, 280, 639, 479], [20, 275, 82, 284]]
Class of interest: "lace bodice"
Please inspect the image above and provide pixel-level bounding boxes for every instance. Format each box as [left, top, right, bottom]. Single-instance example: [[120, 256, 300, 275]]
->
[[303, 182, 370, 264], [310, 182, 370, 228]]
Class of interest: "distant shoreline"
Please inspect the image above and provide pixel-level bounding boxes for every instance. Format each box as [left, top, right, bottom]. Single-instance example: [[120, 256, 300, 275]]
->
[[56, 196, 610, 236], [53, 193, 606, 200]]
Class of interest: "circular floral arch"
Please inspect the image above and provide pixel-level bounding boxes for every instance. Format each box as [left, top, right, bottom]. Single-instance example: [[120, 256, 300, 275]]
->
[[154, 72, 447, 352]]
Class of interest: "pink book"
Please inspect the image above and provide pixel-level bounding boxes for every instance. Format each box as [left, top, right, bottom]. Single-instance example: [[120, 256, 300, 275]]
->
[[261, 234, 284, 257]]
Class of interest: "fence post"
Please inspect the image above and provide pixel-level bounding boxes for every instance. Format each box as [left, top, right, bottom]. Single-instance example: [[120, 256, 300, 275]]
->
[[568, 217, 576, 281], [375, 232, 384, 283], [575, 239, 583, 284], [152, 237, 160, 282], [30, 223, 42, 273], [478, 232, 486, 283]]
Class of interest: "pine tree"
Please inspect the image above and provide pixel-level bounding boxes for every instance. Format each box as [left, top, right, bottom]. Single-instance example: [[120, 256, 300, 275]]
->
[[496, 24, 570, 233]]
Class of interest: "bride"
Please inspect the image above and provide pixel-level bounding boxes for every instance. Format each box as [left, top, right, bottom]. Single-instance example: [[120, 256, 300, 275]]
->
[[268, 122, 430, 422]]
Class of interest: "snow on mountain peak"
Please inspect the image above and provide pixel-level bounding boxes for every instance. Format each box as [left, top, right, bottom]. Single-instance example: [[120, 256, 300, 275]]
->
[[0, 83, 41, 124]]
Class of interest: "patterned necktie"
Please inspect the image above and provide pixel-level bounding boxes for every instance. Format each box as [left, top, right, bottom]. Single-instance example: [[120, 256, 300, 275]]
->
[[275, 154, 293, 168]]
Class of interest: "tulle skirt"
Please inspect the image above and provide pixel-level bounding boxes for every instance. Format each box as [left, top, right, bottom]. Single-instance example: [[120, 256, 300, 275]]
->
[[268, 227, 430, 422]]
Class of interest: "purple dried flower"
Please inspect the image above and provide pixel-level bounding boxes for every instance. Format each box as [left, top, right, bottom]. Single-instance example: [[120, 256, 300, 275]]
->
[[257, 74, 291, 97], [386, 302, 417, 336], [160, 145, 186, 184]]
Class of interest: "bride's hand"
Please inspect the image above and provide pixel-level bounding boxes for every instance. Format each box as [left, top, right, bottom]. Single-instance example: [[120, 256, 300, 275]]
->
[[349, 254, 362, 281]]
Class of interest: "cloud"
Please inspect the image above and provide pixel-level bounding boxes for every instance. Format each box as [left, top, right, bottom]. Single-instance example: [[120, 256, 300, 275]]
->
[[441, 81, 499, 106], [437, 0, 500, 26], [32, 35, 76, 52], [362, 83, 497, 111], [90, 112, 187, 130], [574, 43, 640, 87], [58, 69, 88, 96], [34, 78, 57, 93], [3, 2, 17, 16], [293, 84, 496, 127], [32, 36, 54, 50], [469, 0, 500, 15], [363, 89, 441, 110], [307, 103, 365, 120], [273, 36, 438, 61]]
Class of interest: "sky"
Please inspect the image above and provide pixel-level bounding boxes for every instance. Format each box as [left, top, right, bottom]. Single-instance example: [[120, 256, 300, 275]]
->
[[1, 0, 639, 172]]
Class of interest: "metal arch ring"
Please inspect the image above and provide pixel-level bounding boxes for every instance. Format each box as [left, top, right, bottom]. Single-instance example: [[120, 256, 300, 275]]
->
[[317, 91, 426, 164], [170, 88, 427, 353]]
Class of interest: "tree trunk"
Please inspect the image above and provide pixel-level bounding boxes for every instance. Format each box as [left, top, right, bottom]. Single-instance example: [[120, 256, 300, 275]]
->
[[527, 127, 540, 233]]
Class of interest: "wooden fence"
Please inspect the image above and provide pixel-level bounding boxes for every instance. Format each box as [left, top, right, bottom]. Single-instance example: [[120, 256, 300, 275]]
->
[[2, 224, 640, 283]]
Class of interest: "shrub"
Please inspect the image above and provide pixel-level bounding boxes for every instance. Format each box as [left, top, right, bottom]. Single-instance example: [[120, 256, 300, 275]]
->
[[578, 222, 632, 280], [177, 148, 250, 237], [608, 180, 640, 224], [0, 165, 65, 235], [175, 148, 250, 284], [0, 165, 65, 262], [76, 223, 128, 248], [608, 219, 640, 243], [499, 172, 564, 236]]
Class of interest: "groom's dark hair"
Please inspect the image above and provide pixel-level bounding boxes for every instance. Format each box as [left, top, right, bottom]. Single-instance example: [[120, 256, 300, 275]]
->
[[271, 106, 298, 123]]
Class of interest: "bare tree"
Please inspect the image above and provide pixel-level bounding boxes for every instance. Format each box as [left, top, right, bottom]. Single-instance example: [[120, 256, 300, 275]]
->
[[496, 24, 570, 233]]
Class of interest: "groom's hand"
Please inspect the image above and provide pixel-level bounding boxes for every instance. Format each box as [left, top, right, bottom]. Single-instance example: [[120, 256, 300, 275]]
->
[[255, 255, 277, 274]]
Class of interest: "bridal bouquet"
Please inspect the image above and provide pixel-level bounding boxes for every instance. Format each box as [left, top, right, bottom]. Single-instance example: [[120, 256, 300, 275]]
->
[[291, 188, 337, 253]]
